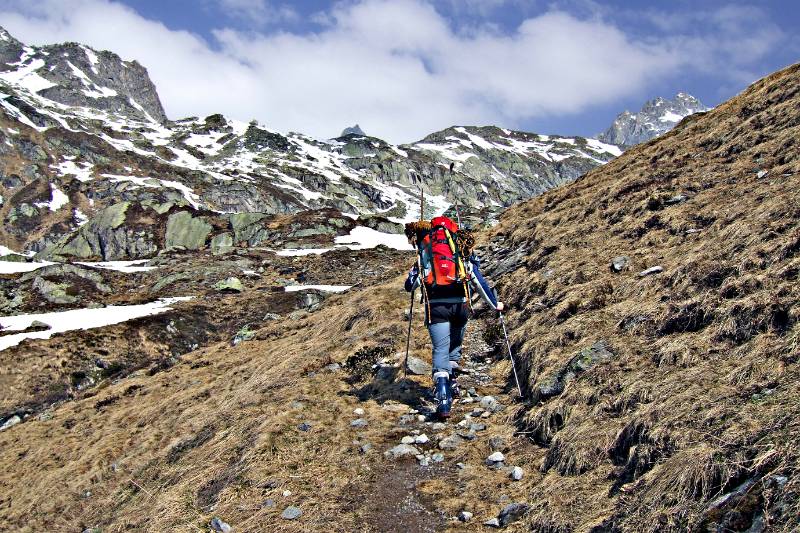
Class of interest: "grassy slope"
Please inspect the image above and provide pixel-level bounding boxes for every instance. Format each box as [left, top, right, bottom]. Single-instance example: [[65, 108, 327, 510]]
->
[[481, 63, 800, 531], [0, 63, 797, 533]]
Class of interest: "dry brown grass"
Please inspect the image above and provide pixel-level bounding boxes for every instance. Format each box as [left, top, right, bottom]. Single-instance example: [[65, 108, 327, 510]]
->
[[479, 62, 800, 531]]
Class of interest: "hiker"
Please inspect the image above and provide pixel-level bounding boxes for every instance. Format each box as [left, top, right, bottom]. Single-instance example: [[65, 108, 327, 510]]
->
[[404, 216, 504, 419]]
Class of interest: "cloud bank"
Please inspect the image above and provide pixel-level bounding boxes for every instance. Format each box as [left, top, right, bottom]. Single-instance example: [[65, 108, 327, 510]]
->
[[0, 0, 786, 143]]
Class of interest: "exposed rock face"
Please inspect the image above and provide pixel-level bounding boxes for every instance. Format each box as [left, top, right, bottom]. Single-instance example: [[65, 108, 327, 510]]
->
[[340, 124, 366, 137], [598, 92, 709, 148], [0, 27, 621, 259], [0, 26, 166, 122]]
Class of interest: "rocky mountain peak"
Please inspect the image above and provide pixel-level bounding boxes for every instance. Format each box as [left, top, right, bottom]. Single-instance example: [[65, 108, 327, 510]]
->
[[598, 92, 709, 148], [0, 27, 166, 123], [340, 124, 366, 137]]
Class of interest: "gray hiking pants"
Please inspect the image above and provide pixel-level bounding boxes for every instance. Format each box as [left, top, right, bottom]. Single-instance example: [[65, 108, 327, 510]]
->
[[427, 302, 468, 375]]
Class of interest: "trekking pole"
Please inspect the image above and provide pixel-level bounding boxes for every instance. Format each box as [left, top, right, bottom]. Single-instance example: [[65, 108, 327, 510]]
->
[[493, 287, 523, 397], [498, 311, 523, 397], [405, 187, 426, 377], [403, 286, 415, 377]]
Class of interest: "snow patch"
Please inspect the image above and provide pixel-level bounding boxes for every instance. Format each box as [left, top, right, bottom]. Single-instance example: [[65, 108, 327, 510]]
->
[[34, 184, 69, 211], [53, 158, 94, 182], [284, 285, 352, 293], [77, 260, 156, 273], [334, 226, 413, 251], [73, 208, 89, 226], [275, 248, 332, 256], [0, 58, 56, 93], [0, 297, 192, 352], [0, 260, 55, 274]]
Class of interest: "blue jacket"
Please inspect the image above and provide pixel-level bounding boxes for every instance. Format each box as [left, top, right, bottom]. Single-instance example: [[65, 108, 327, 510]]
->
[[405, 255, 498, 309]]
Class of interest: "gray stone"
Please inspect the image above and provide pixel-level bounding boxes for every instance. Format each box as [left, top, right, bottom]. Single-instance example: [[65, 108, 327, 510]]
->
[[458, 511, 473, 522], [281, 506, 302, 520], [214, 277, 243, 292], [639, 266, 664, 277], [401, 436, 415, 445], [534, 340, 616, 402], [210, 517, 232, 532], [484, 517, 501, 528], [351, 418, 368, 428], [405, 355, 431, 376], [480, 395, 502, 412], [610, 255, 629, 273], [438, 434, 464, 450], [263, 313, 281, 321], [384, 444, 421, 459], [488, 436, 509, 452], [211, 232, 234, 255], [510, 466, 524, 481], [414, 434, 429, 444], [165, 211, 212, 250], [665, 194, 688, 205], [431, 422, 447, 431], [431, 453, 445, 463], [470, 423, 487, 432], [498, 503, 530, 526], [486, 451, 505, 463], [262, 499, 276, 508], [360, 443, 372, 453], [375, 364, 396, 381], [0, 415, 22, 431], [297, 422, 311, 432]]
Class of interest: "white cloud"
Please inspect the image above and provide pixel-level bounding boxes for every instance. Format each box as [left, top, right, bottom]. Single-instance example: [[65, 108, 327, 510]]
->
[[0, 0, 787, 143], [213, 0, 298, 26]]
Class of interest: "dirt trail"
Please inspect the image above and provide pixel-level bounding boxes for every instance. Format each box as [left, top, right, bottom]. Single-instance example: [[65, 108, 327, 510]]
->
[[351, 316, 528, 531]]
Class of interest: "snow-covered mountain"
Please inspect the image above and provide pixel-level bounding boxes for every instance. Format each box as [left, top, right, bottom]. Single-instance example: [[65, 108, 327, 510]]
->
[[598, 92, 709, 148], [0, 27, 621, 261]]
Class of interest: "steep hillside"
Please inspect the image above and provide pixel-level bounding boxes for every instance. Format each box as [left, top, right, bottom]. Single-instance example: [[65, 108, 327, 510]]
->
[[481, 63, 800, 531]]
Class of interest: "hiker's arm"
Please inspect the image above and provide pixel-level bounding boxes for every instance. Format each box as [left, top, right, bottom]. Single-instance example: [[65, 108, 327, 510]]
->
[[404, 265, 420, 292], [469, 262, 500, 310]]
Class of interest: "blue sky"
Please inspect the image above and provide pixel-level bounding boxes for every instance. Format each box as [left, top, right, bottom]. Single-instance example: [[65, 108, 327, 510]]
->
[[1, 0, 798, 142]]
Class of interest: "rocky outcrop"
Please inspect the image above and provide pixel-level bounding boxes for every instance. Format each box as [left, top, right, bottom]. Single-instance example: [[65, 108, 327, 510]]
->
[[0, 27, 165, 122], [598, 92, 709, 147]]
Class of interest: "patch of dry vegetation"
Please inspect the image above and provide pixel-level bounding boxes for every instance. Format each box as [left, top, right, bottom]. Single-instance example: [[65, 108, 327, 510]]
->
[[481, 63, 800, 531]]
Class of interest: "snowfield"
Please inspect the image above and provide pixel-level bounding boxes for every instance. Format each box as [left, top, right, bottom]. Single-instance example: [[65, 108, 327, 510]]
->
[[0, 297, 193, 352]]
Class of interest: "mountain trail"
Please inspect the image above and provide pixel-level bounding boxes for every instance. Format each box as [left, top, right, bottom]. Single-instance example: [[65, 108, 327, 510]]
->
[[343, 316, 530, 531]]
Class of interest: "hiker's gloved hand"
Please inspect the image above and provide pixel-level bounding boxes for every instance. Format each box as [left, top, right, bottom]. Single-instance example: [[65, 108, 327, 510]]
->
[[496, 302, 505, 312]]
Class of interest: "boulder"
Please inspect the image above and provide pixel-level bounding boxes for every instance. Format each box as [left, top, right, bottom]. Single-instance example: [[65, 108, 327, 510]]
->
[[498, 503, 530, 526], [281, 506, 302, 520], [211, 232, 234, 255], [610, 256, 629, 273], [533, 341, 615, 402], [405, 355, 431, 376], [209, 517, 231, 532], [384, 444, 420, 459], [165, 211, 212, 250], [438, 434, 464, 450], [214, 277, 243, 292]]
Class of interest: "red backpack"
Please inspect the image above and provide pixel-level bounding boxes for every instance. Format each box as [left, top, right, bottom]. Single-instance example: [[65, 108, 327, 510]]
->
[[418, 216, 467, 287]]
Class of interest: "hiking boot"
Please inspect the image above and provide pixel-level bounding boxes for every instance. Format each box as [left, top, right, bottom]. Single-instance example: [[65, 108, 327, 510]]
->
[[433, 371, 452, 419]]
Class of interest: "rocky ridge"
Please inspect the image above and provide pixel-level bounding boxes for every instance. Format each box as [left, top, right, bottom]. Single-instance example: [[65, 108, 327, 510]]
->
[[598, 92, 709, 148], [0, 27, 621, 261]]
